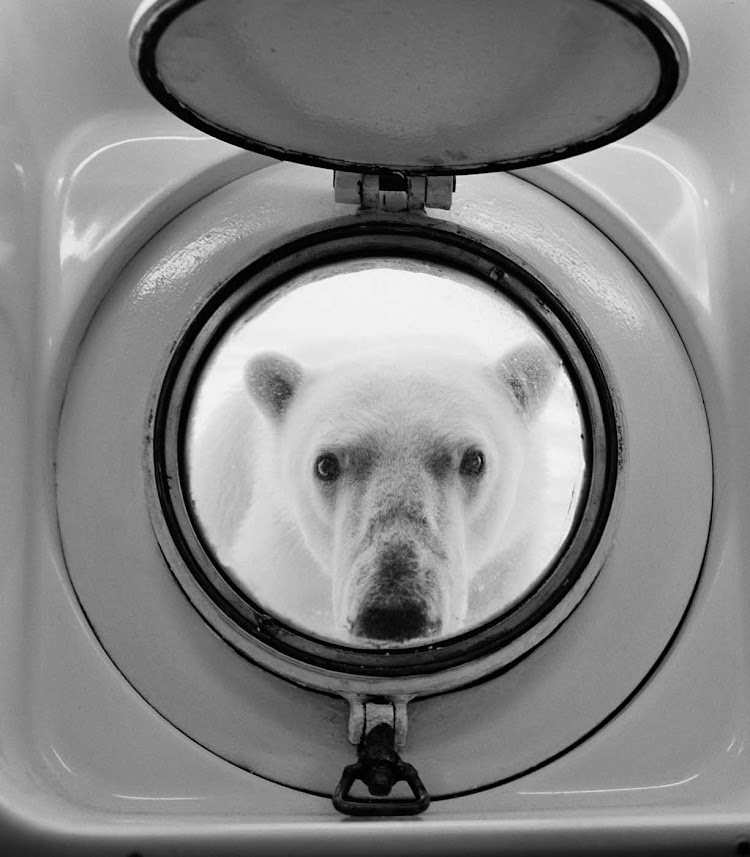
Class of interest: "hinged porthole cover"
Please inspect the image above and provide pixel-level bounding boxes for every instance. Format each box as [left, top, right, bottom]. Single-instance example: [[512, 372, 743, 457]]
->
[[129, 0, 689, 177]]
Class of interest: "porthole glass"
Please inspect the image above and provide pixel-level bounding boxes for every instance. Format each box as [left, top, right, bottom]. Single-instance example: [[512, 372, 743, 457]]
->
[[185, 259, 586, 648]]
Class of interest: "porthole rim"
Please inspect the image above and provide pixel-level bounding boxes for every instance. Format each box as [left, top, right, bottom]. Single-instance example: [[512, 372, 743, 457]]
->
[[145, 217, 620, 697]]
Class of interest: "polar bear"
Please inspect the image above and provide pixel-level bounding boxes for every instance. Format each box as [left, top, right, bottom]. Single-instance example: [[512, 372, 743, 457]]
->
[[187, 339, 562, 646]]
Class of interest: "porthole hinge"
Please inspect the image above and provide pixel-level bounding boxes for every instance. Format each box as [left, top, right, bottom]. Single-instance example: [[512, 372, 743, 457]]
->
[[347, 698, 408, 749], [333, 697, 429, 816], [334, 171, 455, 212]]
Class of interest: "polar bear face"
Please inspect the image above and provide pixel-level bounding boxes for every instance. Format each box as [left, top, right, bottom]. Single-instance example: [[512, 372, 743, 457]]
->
[[246, 344, 559, 646]]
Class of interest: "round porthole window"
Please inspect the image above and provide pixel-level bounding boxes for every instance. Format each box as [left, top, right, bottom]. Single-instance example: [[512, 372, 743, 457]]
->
[[150, 225, 612, 692]]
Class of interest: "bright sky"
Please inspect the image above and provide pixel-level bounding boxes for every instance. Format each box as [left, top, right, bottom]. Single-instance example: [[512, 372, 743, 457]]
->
[[194, 258, 543, 411]]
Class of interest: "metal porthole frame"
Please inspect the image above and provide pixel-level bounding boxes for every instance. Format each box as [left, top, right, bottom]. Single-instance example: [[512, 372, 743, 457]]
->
[[145, 218, 619, 698], [57, 162, 711, 795]]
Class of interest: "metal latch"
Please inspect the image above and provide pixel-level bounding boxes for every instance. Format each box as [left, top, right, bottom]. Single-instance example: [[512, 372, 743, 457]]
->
[[334, 171, 454, 212], [333, 698, 430, 816]]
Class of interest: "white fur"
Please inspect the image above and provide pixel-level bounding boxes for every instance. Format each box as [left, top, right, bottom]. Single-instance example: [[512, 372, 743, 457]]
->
[[187, 339, 561, 644]]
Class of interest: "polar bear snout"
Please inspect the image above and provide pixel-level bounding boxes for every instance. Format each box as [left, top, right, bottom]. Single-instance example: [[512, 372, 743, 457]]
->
[[348, 542, 444, 644], [352, 598, 437, 643]]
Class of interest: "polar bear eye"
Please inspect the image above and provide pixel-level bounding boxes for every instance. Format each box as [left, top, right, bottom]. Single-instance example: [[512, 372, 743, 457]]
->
[[315, 453, 341, 482], [459, 448, 485, 477]]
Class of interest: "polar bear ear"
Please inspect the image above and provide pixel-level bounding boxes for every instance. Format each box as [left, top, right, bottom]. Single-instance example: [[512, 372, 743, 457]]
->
[[494, 344, 560, 420], [245, 352, 304, 422]]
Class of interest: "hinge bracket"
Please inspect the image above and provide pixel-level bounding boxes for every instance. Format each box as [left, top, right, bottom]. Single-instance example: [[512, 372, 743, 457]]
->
[[347, 697, 408, 749], [334, 171, 454, 212]]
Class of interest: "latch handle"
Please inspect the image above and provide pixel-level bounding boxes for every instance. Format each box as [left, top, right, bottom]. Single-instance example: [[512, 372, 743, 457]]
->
[[332, 723, 430, 816]]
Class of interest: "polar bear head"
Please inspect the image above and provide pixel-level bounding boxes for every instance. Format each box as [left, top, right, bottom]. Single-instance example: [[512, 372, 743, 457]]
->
[[245, 343, 559, 646]]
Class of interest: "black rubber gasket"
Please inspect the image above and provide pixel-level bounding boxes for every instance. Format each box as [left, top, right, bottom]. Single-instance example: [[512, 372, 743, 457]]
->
[[152, 219, 618, 679]]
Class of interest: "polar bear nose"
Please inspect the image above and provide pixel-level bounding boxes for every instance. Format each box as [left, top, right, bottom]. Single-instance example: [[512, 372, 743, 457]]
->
[[349, 543, 441, 643], [352, 599, 438, 643]]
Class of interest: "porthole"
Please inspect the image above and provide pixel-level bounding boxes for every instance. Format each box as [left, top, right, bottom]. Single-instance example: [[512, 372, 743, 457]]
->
[[148, 223, 614, 692], [57, 163, 711, 797]]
